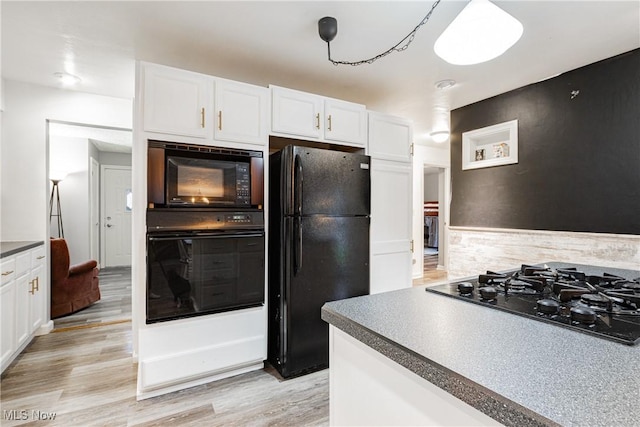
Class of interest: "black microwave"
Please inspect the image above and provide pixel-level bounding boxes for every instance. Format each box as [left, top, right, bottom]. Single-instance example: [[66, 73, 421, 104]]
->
[[147, 140, 264, 209]]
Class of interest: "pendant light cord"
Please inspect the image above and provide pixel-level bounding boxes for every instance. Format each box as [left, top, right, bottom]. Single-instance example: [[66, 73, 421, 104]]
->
[[327, 0, 442, 66]]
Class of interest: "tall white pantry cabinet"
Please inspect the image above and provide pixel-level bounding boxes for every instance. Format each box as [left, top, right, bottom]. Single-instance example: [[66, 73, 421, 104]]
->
[[134, 61, 413, 398], [368, 112, 414, 294]]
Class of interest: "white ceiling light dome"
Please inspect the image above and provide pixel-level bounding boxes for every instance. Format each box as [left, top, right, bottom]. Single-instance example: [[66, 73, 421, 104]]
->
[[434, 0, 523, 66], [430, 131, 450, 143]]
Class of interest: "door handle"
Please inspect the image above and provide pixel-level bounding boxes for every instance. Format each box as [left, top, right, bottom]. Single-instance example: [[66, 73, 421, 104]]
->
[[294, 217, 302, 275], [106, 224, 113, 228], [294, 154, 303, 215]]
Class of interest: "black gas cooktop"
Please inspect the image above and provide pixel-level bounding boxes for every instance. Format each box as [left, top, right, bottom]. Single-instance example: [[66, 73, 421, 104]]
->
[[425, 262, 640, 345]]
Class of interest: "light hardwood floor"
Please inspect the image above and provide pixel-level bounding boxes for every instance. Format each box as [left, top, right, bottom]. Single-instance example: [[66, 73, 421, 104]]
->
[[53, 267, 132, 330], [1, 267, 329, 426], [414, 252, 448, 287]]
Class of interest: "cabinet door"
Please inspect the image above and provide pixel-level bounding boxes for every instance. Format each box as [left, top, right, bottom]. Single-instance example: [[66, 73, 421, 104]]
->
[[368, 112, 413, 162], [370, 160, 413, 294], [29, 247, 46, 333], [1, 280, 16, 369], [15, 272, 30, 348], [271, 86, 323, 139], [29, 264, 44, 333], [324, 99, 367, 146], [215, 80, 269, 145], [143, 63, 212, 138]]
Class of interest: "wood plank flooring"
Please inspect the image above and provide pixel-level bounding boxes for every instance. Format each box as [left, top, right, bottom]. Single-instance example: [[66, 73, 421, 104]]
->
[[1, 267, 329, 426], [53, 267, 132, 330], [414, 252, 448, 286]]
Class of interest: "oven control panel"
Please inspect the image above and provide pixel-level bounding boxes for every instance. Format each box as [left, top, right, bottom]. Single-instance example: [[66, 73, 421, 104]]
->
[[147, 209, 264, 231], [223, 213, 253, 224]]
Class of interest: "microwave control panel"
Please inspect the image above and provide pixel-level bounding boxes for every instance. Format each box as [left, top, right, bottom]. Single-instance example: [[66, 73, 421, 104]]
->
[[235, 164, 251, 205]]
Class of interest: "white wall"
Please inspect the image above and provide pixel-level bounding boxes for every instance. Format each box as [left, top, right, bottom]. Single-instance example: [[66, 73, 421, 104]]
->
[[1, 80, 133, 242], [49, 135, 91, 265], [423, 172, 438, 201], [100, 151, 132, 166]]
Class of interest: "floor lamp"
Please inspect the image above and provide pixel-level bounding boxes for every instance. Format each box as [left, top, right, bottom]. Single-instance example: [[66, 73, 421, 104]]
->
[[49, 179, 64, 238]]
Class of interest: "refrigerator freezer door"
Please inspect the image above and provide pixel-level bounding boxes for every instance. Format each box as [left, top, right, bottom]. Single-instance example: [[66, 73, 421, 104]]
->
[[281, 215, 370, 377], [281, 145, 371, 216]]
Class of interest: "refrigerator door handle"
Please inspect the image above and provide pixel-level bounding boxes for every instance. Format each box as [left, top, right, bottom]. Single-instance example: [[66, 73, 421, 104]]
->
[[294, 153, 303, 215], [294, 217, 302, 275]]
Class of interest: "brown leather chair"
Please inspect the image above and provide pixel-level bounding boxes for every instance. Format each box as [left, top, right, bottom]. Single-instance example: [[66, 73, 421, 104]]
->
[[50, 238, 100, 319]]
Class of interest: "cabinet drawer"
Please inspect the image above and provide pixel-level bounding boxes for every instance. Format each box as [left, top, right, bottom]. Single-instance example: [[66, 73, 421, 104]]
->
[[31, 247, 46, 266], [1, 258, 16, 285], [16, 253, 31, 276]]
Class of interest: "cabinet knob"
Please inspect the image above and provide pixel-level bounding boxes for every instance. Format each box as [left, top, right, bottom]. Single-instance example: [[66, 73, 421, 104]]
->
[[218, 111, 223, 130], [327, 114, 332, 131], [315, 113, 320, 130], [201, 107, 205, 128], [2, 270, 14, 276]]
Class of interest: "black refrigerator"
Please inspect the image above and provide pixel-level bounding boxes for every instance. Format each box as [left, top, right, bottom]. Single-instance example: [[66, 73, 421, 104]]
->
[[268, 145, 370, 378]]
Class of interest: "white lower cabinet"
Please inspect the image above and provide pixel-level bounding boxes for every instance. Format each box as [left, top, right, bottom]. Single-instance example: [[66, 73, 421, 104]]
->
[[329, 326, 501, 426], [0, 278, 16, 368], [0, 244, 47, 373]]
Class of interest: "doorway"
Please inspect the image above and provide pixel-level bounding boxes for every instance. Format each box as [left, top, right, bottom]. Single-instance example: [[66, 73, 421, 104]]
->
[[47, 121, 133, 329], [421, 166, 447, 284], [101, 165, 132, 267]]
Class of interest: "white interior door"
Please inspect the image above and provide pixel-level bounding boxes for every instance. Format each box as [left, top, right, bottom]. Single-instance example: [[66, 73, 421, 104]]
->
[[101, 166, 132, 267]]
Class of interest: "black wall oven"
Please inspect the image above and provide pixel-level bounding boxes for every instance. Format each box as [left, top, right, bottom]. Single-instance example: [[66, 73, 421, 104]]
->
[[147, 140, 263, 209], [146, 140, 266, 324], [146, 210, 265, 324]]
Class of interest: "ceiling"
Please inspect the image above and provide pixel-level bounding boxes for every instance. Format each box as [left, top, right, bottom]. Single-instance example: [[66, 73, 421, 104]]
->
[[2, 1, 639, 147]]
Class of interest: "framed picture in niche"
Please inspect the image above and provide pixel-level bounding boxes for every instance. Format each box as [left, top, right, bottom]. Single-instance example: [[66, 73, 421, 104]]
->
[[462, 119, 518, 170]]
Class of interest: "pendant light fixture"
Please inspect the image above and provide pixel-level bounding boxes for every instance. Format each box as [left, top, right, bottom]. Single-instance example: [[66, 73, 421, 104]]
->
[[434, 0, 523, 65]]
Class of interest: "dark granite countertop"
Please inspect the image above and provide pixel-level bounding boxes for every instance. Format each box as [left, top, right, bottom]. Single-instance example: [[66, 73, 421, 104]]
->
[[0, 241, 44, 258], [322, 263, 640, 427]]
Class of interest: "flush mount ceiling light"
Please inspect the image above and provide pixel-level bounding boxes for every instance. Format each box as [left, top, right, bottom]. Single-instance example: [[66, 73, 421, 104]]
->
[[430, 131, 450, 143], [434, 79, 456, 90], [318, 0, 442, 66], [434, 0, 523, 65], [54, 72, 81, 86]]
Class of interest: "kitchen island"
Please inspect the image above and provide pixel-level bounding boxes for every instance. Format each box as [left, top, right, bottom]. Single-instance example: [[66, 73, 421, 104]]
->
[[321, 263, 640, 426]]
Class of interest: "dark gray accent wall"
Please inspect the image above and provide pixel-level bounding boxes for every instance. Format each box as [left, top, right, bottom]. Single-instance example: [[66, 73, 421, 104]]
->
[[450, 49, 640, 235]]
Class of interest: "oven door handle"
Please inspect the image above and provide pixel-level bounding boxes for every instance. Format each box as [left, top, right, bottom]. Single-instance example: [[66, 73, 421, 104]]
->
[[148, 232, 264, 241]]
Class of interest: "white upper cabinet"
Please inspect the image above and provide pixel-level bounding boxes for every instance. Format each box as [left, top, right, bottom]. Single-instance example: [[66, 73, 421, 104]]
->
[[214, 79, 269, 145], [324, 99, 367, 146], [143, 63, 212, 139], [368, 112, 413, 163], [270, 85, 366, 147], [271, 86, 323, 139]]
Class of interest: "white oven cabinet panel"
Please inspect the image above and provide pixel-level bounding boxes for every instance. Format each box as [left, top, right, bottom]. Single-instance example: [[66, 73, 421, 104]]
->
[[137, 306, 266, 397], [370, 160, 413, 293], [324, 99, 367, 147], [1, 276, 17, 371], [214, 79, 269, 146], [329, 326, 501, 426], [143, 63, 213, 139], [368, 112, 413, 163], [271, 85, 323, 139]]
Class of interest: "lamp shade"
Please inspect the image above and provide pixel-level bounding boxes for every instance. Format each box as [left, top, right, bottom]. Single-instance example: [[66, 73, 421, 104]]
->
[[434, 0, 523, 65]]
